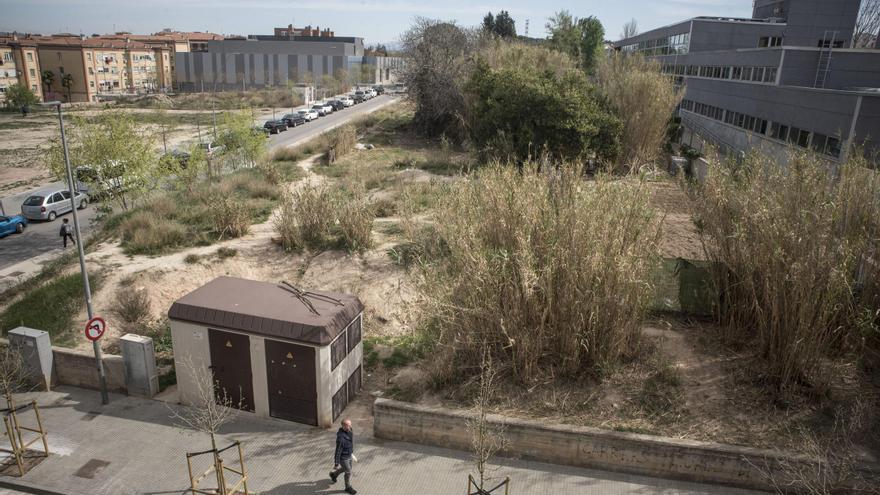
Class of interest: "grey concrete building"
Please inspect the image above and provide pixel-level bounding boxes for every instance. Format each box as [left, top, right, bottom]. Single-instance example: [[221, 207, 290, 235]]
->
[[614, 0, 880, 163], [175, 34, 403, 91]]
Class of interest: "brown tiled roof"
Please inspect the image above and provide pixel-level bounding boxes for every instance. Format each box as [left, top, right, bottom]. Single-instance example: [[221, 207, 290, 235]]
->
[[168, 276, 364, 345]]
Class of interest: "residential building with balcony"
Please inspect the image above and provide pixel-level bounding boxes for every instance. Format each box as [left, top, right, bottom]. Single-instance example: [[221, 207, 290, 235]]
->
[[614, 0, 880, 164], [0, 34, 43, 104]]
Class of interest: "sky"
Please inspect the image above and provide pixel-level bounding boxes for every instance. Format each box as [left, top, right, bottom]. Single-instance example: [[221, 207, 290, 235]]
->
[[1, 0, 751, 46]]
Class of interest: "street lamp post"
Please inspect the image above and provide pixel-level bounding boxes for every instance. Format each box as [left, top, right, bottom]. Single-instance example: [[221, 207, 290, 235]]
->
[[44, 101, 110, 405]]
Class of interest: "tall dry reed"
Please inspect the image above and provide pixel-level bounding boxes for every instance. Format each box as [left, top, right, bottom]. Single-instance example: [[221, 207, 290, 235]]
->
[[693, 151, 880, 390], [418, 163, 662, 384]]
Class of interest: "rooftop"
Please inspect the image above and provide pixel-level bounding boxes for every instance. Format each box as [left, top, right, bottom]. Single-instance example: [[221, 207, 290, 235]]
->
[[168, 276, 364, 345]]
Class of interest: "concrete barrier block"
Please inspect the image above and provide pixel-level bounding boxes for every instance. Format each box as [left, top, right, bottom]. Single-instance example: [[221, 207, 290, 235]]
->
[[7, 327, 54, 391], [120, 334, 159, 398]]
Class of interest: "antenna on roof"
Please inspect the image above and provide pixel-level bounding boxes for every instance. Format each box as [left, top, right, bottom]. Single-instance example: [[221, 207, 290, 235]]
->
[[278, 281, 321, 315]]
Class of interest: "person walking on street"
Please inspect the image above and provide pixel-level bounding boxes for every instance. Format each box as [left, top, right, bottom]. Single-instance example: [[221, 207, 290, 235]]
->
[[330, 418, 357, 494], [60, 218, 75, 248]]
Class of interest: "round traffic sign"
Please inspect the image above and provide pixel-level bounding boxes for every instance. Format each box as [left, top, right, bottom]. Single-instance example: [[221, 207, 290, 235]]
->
[[85, 316, 106, 341]]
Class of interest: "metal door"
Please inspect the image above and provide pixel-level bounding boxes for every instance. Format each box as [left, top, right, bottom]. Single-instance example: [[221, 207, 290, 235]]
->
[[265, 339, 317, 425], [208, 329, 254, 412]]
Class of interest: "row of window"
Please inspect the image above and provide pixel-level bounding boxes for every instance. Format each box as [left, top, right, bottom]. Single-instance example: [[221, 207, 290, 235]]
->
[[330, 314, 363, 371], [621, 32, 690, 56], [758, 36, 783, 47], [680, 99, 842, 157], [661, 64, 778, 84], [2, 53, 12, 62]]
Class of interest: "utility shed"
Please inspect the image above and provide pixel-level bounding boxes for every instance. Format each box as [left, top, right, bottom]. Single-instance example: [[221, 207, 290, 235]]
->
[[168, 276, 364, 427]]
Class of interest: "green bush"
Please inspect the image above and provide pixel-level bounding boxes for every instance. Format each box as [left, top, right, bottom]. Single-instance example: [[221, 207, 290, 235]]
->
[[0, 273, 101, 346], [466, 60, 621, 163]]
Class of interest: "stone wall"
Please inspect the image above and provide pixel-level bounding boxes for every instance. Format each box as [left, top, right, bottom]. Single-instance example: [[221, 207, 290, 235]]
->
[[51, 347, 126, 393], [373, 398, 880, 492]]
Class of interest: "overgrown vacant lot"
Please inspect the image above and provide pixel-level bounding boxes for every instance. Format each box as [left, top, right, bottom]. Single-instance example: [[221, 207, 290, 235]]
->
[[1, 102, 877, 467]]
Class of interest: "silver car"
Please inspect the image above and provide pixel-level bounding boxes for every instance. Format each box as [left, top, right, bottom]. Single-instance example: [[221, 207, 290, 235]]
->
[[21, 189, 89, 221]]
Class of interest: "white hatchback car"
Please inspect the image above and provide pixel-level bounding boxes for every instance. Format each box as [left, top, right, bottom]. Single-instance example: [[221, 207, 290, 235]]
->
[[298, 109, 319, 121]]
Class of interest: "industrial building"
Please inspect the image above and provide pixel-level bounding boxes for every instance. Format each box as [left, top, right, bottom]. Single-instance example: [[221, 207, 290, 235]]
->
[[614, 0, 880, 163], [173, 27, 403, 92]]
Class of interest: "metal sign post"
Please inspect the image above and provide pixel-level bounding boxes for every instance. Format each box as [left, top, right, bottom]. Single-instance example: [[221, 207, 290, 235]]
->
[[51, 101, 110, 405]]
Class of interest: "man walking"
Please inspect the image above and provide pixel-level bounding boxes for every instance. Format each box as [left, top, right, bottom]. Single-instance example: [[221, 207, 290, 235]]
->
[[330, 418, 357, 494], [60, 218, 75, 248]]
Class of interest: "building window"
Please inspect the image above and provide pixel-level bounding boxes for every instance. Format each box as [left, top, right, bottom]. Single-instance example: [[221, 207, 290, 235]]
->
[[759, 36, 783, 48], [826, 137, 842, 157], [89, 81, 94, 88], [31, 85, 37, 91], [331, 331, 348, 371], [770, 123, 789, 141], [29, 68, 35, 77], [26, 53, 33, 62], [752, 67, 764, 82], [87, 52, 92, 62], [347, 316, 362, 353], [2, 53, 11, 62], [88, 67, 94, 75], [765, 67, 778, 83]]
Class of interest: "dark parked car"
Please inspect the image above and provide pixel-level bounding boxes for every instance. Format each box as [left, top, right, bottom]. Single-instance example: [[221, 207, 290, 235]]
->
[[0, 214, 27, 238], [375, 85, 385, 95], [328, 100, 345, 111], [161, 150, 190, 171], [281, 113, 306, 127], [263, 120, 288, 134]]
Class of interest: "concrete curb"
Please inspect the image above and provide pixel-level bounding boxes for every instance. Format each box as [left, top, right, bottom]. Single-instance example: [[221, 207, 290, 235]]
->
[[373, 397, 880, 492]]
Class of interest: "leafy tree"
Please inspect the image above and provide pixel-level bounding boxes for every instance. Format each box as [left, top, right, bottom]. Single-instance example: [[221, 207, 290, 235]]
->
[[493, 11, 516, 38], [216, 110, 266, 169], [466, 59, 621, 163], [46, 111, 158, 211], [483, 11, 516, 38], [546, 11, 605, 73], [60, 73, 74, 102], [41, 70, 55, 95], [4, 84, 39, 109]]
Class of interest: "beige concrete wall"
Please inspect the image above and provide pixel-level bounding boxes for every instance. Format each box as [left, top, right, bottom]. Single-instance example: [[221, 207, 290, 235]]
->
[[52, 346, 126, 393], [373, 398, 880, 492], [169, 320, 211, 406]]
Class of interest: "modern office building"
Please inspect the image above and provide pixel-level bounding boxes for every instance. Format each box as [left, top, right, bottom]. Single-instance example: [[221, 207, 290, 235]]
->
[[614, 0, 880, 163], [174, 30, 403, 92]]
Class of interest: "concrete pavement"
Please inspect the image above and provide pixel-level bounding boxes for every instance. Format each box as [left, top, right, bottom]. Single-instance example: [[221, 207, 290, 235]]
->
[[1, 386, 759, 495]]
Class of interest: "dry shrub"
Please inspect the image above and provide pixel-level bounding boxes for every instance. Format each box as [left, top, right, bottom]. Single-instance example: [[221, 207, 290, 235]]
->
[[211, 196, 250, 239], [325, 124, 357, 164], [693, 151, 880, 391], [120, 211, 187, 254], [111, 280, 152, 325], [336, 182, 374, 251], [419, 163, 662, 385], [596, 52, 683, 171], [256, 160, 282, 185], [274, 183, 374, 252]]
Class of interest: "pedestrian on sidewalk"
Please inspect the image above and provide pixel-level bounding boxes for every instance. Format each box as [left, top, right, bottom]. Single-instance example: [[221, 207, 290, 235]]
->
[[330, 418, 357, 494], [60, 218, 75, 248]]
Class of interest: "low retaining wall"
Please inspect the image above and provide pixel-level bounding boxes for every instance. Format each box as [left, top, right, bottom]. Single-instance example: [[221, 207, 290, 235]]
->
[[52, 346, 126, 393], [374, 398, 880, 492]]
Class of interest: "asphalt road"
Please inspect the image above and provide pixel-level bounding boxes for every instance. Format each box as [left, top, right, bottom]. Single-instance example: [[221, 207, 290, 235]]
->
[[0, 94, 397, 271]]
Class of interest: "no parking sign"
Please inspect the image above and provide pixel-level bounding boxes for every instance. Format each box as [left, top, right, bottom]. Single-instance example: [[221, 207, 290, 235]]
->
[[85, 316, 106, 341]]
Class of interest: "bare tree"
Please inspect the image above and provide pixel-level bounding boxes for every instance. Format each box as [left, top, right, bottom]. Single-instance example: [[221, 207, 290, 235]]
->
[[400, 17, 477, 140], [853, 0, 880, 48], [466, 347, 507, 491], [0, 345, 29, 410], [169, 356, 240, 453], [621, 18, 639, 39]]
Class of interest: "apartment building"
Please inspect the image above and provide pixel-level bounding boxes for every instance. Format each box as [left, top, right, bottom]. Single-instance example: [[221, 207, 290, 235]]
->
[[614, 0, 880, 163], [174, 30, 403, 91], [0, 35, 42, 104], [101, 31, 223, 89]]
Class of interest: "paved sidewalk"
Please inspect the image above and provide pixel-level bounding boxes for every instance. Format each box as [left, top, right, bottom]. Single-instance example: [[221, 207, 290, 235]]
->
[[2, 387, 758, 495]]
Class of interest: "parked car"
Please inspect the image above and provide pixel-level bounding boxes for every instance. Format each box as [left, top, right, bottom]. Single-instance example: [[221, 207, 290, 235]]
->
[[353, 91, 366, 103], [366, 88, 378, 98], [255, 125, 271, 136], [0, 214, 27, 238], [298, 109, 319, 121], [75, 164, 127, 198], [328, 100, 345, 111], [281, 113, 306, 127], [340, 97, 355, 107], [198, 142, 224, 156], [311, 103, 333, 116], [21, 189, 88, 222], [161, 150, 191, 170], [263, 120, 288, 134], [375, 85, 385, 95]]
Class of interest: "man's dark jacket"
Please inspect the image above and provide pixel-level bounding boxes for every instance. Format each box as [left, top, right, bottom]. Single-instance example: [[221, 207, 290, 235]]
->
[[334, 428, 353, 465]]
